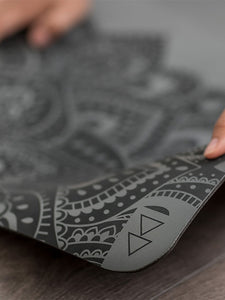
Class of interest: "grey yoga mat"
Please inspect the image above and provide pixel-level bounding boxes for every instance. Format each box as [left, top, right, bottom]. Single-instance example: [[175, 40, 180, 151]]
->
[[0, 22, 225, 272]]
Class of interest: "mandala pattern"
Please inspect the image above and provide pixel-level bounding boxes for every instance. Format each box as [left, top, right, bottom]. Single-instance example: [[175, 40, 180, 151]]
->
[[0, 22, 224, 271], [0, 149, 225, 271]]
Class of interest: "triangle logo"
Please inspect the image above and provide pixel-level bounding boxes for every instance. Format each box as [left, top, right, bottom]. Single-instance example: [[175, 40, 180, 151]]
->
[[140, 214, 164, 236], [128, 232, 152, 256]]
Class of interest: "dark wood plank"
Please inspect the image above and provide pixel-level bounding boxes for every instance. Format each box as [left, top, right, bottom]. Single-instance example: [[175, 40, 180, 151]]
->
[[156, 256, 225, 299]]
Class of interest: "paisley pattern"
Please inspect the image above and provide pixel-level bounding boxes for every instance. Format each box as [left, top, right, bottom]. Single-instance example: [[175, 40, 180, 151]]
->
[[0, 149, 225, 271], [0, 22, 224, 271]]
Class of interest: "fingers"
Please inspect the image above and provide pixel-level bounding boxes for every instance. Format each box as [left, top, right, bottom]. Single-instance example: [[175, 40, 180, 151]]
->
[[0, 0, 53, 41], [28, 0, 91, 48], [0, 0, 90, 47], [204, 109, 225, 159]]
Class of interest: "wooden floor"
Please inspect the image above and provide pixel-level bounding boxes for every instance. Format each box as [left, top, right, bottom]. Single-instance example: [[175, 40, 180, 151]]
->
[[1, 2, 225, 299], [1, 185, 225, 300]]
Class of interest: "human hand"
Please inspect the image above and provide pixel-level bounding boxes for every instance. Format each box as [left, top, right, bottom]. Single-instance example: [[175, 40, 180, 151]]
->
[[0, 0, 91, 48], [204, 109, 225, 159]]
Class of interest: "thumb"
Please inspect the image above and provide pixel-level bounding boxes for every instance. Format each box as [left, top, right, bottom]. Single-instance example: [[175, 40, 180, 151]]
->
[[27, 0, 91, 48], [204, 109, 225, 159]]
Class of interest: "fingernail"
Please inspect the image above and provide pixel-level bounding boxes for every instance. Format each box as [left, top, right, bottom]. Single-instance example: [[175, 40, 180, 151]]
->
[[204, 138, 219, 156], [30, 28, 51, 48]]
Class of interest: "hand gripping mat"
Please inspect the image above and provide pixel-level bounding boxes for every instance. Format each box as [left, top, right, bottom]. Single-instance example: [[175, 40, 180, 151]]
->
[[0, 23, 224, 271]]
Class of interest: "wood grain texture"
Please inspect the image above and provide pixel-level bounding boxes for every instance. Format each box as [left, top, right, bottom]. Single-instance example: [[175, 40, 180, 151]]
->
[[0, 186, 225, 300], [157, 256, 225, 299], [0, 2, 224, 299]]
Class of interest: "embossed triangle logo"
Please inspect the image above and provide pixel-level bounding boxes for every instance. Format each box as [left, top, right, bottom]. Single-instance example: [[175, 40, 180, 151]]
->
[[128, 232, 152, 256], [140, 214, 164, 236]]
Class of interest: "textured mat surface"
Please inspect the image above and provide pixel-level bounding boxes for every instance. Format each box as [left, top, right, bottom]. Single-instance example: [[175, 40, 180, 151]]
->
[[0, 23, 224, 271]]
